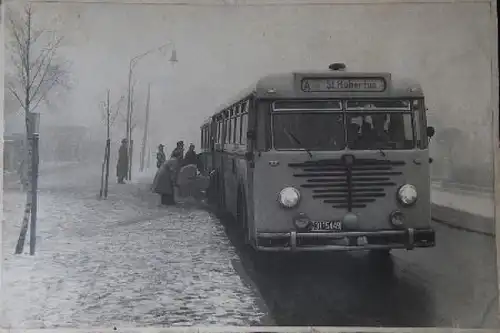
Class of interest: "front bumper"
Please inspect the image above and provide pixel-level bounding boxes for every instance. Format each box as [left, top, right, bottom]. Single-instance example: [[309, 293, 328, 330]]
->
[[255, 228, 435, 252]]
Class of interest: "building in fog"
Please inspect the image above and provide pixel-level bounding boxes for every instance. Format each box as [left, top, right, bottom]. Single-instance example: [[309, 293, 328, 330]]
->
[[3, 110, 24, 173], [39, 125, 93, 163]]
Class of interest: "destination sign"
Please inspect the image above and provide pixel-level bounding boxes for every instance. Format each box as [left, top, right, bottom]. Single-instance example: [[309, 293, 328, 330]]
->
[[301, 78, 386, 92]]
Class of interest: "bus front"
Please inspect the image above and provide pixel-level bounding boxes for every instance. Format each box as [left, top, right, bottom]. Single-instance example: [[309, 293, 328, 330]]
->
[[251, 71, 436, 253]]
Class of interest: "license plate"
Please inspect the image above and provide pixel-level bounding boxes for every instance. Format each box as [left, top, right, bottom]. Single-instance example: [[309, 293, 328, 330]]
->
[[311, 220, 342, 231]]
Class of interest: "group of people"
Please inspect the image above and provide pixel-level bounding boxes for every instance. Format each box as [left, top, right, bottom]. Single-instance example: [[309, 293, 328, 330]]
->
[[152, 140, 205, 206]]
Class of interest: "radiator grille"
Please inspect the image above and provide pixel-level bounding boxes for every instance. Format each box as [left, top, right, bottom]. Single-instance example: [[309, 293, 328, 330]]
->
[[289, 157, 405, 211]]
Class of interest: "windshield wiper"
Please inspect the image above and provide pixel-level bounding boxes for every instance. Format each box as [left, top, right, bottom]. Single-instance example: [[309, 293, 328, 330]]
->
[[283, 128, 313, 158]]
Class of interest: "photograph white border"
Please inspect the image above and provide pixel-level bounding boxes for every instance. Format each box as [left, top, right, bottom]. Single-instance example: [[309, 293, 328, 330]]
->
[[1, 0, 498, 331]]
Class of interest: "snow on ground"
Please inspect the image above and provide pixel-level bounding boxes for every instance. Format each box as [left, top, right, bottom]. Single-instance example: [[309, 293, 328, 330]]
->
[[1, 166, 265, 329]]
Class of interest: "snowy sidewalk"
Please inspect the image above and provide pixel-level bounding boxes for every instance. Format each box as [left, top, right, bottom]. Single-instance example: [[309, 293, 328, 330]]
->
[[431, 184, 495, 235], [1, 169, 266, 329]]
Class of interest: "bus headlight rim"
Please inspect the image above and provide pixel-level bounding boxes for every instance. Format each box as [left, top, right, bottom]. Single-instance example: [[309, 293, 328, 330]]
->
[[397, 184, 418, 206], [278, 187, 301, 208]]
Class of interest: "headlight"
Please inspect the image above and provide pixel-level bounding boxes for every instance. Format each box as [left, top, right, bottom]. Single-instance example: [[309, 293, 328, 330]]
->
[[397, 184, 418, 206], [389, 210, 405, 228], [278, 187, 301, 208]]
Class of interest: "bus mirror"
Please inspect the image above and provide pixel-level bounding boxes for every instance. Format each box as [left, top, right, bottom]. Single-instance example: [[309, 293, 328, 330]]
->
[[245, 152, 254, 161], [247, 130, 256, 140], [426, 126, 435, 138]]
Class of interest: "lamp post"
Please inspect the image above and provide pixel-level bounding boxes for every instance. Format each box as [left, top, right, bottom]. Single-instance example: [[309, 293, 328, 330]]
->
[[125, 41, 177, 181]]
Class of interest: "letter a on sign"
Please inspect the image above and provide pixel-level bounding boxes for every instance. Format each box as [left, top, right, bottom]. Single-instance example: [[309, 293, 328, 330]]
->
[[302, 80, 311, 92]]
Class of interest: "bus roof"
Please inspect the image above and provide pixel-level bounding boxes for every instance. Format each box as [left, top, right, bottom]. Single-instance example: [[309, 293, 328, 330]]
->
[[214, 69, 424, 115], [200, 117, 212, 129]]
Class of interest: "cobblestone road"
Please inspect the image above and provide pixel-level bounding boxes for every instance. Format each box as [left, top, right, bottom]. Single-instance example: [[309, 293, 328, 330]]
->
[[1, 166, 267, 328]]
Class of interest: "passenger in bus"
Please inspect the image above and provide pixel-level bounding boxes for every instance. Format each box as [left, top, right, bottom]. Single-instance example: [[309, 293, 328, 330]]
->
[[372, 115, 390, 144], [347, 123, 360, 146], [156, 144, 166, 169], [355, 121, 373, 148], [152, 150, 182, 206]]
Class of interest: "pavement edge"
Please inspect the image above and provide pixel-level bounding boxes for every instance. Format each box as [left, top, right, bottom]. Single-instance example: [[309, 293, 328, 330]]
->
[[431, 203, 495, 236]]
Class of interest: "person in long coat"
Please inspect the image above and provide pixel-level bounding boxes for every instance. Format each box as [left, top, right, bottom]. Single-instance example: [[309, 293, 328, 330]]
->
[[116, 139, 128, 184], [156, 144, 166, 169], [183, 143, 197, 167], [153, 150, 181, 205]]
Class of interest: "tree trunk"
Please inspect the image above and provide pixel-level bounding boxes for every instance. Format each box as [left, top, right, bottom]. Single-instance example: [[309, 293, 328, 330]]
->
[[15, 115, 34, 254], [99, 145, 106, 199], [104, 139, 111, 198]]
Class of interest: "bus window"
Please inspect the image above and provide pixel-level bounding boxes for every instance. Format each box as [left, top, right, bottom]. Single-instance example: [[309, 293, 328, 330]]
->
[[273, 112, 345, 150], [413, 100, 427, 149], [216, 122, 220, 144], [201, 129, 204, 149], [234, 115, 240, 144], [241, 113, 248, 145], [347, 112, 415, 150]]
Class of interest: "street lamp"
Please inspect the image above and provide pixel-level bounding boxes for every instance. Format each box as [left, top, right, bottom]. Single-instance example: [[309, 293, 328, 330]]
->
[[125, 41, 177, 180]]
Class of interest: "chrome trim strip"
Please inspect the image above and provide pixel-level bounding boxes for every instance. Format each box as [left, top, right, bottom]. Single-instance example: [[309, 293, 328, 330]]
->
[[256, 244, 409, 252], [290, 231, 297, 251], [408, 228, 415, 249], [259, 230, 408, 238]]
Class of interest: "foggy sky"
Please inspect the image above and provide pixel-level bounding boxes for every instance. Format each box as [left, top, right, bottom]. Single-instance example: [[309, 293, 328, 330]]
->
[[5, 1, 495, 185]]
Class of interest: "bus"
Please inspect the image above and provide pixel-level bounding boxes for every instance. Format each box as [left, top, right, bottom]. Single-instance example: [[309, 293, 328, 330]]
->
[[199, 63, 436, 255]]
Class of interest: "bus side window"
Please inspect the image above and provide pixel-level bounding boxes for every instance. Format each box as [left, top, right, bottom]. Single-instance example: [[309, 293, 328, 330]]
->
[[201, 128, 204, 149], [241, 113, 248, 145], [215, 123, 219, 144], [218, 121, 222, 144], [224, 119, 227, 144], [234, 114, 240, 144]]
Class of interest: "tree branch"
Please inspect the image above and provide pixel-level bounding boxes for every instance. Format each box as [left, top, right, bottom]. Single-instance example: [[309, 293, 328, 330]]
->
[[8, 85, 25, 110], [6, 4, 70, 115]]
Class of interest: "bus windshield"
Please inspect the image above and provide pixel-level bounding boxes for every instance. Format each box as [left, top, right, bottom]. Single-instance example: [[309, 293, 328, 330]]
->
[[272, 100, 417, 151], [273, 113, 345, 150]]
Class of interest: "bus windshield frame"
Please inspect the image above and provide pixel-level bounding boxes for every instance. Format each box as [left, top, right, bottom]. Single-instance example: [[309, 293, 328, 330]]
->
[[271, 99, 422, 151]]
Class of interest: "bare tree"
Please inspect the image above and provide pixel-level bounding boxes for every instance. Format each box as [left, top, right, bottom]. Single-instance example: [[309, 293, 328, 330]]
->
[[6, 4, 71, 255], [98, 91, 124, 199]]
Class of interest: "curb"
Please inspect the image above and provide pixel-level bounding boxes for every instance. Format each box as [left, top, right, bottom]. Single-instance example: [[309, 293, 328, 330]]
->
[[431, 203, 495, 236]]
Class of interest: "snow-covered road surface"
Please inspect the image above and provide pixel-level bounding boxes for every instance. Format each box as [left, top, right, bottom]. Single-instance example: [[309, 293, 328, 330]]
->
[[1, 166, 266, 329]]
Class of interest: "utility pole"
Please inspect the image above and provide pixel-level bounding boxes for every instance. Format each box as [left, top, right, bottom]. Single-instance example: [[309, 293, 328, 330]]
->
[[104, 89, 111, 198], [140, 83, 151, 172], [126, 62, 133, 181], [128, 84, 135, 180]]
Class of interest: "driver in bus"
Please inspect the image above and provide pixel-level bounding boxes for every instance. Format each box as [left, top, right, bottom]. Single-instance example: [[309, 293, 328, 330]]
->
[[372, 115, 390, 144], [356, 120, 373, 148]]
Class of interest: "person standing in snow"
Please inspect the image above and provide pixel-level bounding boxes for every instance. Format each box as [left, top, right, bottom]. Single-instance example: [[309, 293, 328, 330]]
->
[[183, 143, 197, 167], [156, 144, 166, 169], [152, 149, 182, 205], [116, 139, 128, 184]]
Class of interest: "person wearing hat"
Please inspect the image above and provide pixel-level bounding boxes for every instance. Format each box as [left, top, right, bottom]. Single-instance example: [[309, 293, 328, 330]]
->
[[156, 144, 166, 169], [171, 141, 185, 163], [116, 138, 129, 184], [152, 148, 182, 205], [183, 143, 197, 167]]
